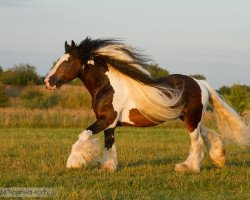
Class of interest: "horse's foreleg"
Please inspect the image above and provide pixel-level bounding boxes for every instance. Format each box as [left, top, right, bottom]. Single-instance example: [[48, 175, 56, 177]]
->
[[99, 128, 118, 172], [66, 119, 110, 169]]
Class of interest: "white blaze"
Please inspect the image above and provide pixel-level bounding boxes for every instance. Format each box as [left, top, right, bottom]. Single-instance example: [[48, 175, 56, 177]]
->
[[44, 54, 70, 89]]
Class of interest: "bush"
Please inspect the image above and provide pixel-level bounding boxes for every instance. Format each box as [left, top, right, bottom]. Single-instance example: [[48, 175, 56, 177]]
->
[[57, 85, 91, 109], [190, 74, 206, 80], [0, 83, 9, 107], [21, 85, 60, 109], [20, 85, 91, 110], [1, 64, 39, 85]]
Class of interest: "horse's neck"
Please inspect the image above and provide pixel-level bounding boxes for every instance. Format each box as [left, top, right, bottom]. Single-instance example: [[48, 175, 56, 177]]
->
[[79, 67, 111, 98]]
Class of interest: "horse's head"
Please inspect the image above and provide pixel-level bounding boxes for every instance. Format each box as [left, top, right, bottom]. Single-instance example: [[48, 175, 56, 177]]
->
[[44, 40, 82, 90]]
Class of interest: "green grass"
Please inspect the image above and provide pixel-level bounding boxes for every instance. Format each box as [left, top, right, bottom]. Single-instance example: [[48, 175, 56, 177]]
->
[[0, 127, 249, 199]]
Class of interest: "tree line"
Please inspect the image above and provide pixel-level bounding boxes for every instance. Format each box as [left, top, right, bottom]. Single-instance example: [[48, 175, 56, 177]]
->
[[0, 64, 45, 85], [0, 63, 249, 114]]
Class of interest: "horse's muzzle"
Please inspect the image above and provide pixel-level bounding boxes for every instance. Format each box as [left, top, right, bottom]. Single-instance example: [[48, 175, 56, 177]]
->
[[44, 75, 57, 90], [44, 75, 65, 90]]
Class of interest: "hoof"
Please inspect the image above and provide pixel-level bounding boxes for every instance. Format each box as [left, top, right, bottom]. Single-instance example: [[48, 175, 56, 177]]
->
[[210, 150, 226, 167], [175, 163, 200, 172], [211, 156, 226, 167], [66, 130, 100, 169], [66, 154, 86, 169], [99, 160, 117, 172]]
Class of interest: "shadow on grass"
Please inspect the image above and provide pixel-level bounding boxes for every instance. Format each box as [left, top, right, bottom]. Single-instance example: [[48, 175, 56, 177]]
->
[[203, 159, 250, 171], [226, 160, 250, 167], [119, 156, 250, 171], [119, 157, 174, 169]]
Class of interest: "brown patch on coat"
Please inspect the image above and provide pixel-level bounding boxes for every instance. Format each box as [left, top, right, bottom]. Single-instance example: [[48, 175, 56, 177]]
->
[[172, 75, 203, 133], [118, 108, 157, 127], [181, 77, 203, 133], [79, 58, 118, 127], [156, 74, 203, 132]]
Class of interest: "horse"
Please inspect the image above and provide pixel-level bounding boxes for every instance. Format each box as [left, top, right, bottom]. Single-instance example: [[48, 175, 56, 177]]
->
[[44, 37, 249, 172]]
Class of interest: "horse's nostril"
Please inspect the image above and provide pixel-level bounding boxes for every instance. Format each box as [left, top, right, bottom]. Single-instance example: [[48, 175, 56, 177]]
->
[[49, 75, 57, 85]]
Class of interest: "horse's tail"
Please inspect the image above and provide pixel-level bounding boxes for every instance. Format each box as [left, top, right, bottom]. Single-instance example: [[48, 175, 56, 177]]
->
[[200, 80, 250, 146]]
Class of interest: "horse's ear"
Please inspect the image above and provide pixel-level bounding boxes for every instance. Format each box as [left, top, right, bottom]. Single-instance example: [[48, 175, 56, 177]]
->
[[70, 40, 78, 57], [65, 41, 70, 53], [71, 40, 76, 48]]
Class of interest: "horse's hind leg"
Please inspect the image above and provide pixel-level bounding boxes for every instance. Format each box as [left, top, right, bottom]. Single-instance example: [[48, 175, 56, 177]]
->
[[175, 122, 205, 172], [99, 128, 118, 172], [200, 124, 226, 167]]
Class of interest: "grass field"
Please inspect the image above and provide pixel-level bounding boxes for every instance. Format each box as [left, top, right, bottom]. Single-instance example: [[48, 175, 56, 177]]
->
[[0, 127, 249, 199]]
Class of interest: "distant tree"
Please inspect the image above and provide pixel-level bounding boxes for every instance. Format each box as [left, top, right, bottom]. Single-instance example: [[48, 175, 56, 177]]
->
[[144, 64, 169, 79], [1, 64, 39, 85], [0, 69, 16, 85], [217, 84, 250, 115], [217, 85, 231, 96], [190, 74, 206, 80], [0, 66, 3, 75], [229, 84, 250, 115], [37, 76, 46, 85]]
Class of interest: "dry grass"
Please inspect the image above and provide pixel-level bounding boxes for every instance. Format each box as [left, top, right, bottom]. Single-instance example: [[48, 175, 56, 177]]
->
[[0, 107, 220, 129], [0, 108, 95, 128]]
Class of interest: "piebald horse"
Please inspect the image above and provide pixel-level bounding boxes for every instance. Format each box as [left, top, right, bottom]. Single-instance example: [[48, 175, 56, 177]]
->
[[45, 37, 249, 172]]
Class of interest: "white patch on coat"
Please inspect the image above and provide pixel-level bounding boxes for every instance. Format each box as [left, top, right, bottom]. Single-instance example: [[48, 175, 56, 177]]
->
[[66, 130, 100, 169], [87, 60, 95, 65], [44, 54, 70, 89], [99, 144, 118, 172], [119, 100, 136, 125], [105, 65, 183, 124], [192, 78, 209, 114], [105, 69, 131, 128]]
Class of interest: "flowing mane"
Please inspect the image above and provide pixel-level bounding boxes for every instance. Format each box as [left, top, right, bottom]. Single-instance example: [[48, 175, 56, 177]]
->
[[76, 37, 184, 123], [77, 37, 152, 80]]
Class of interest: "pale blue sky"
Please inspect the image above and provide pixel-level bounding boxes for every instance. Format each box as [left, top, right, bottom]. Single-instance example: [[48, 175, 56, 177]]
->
[[0, 0, 249, 88]]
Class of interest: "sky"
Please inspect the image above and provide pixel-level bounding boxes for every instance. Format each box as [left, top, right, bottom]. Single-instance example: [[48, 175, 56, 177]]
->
[[0, 0, 249, 88]]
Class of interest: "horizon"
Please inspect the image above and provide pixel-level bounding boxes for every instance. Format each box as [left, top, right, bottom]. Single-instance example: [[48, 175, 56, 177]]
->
[[0, 0, 249, 89]]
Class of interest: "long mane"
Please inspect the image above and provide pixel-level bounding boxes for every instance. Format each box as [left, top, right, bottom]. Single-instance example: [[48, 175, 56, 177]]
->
[[77, 37, 184, 122]]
